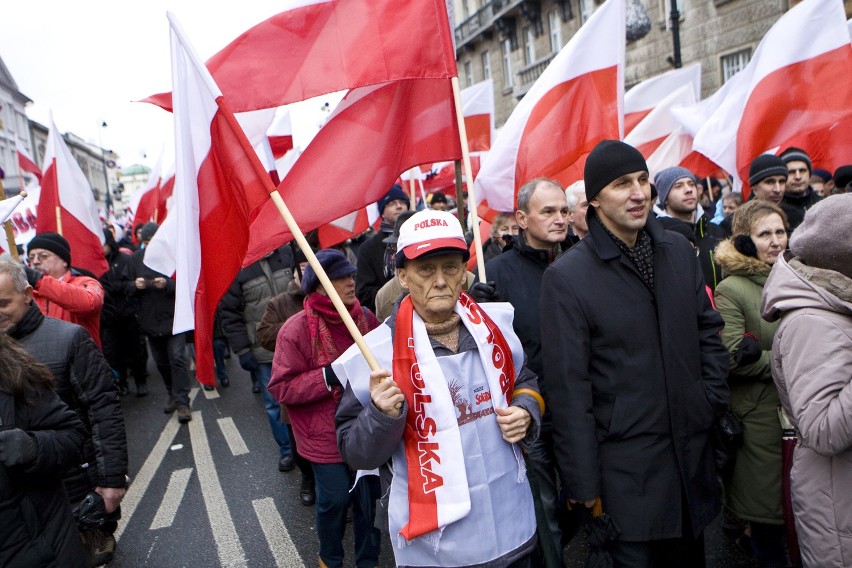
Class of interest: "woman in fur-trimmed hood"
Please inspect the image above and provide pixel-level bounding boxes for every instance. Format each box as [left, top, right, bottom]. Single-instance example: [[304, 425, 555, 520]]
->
[[713, 200, 790, 565]]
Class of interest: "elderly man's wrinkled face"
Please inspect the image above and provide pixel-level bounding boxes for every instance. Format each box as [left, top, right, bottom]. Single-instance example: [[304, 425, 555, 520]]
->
[[28, 248, 67, 279], [397, 253, 465, 324], [0, 274, 33, 333]]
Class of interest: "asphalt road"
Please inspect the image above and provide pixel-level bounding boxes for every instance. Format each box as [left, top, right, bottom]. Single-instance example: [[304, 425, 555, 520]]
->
[[109, 354, 755, 568]]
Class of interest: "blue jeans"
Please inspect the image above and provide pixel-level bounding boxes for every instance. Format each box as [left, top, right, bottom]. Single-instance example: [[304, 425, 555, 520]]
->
[[311, 463, 380, 568], [256, 363, 291, 457]]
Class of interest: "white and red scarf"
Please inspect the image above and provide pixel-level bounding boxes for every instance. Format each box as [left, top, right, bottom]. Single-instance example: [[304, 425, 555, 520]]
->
[[393, 292, 517, 541]]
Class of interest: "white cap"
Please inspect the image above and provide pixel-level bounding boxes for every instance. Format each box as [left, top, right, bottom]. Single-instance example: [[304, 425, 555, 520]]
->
[[396, 210, 468, 262]]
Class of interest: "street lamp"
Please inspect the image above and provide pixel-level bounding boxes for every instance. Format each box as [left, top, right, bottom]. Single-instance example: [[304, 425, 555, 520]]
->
[[98, 121, 114, 217]]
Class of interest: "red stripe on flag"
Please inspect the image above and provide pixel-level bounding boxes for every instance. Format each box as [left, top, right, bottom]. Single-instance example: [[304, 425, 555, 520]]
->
[[268, 135, 294, 159], [624, 109, 652, 136], [464, 114, 491, 152], [635, 135, 669, 160]]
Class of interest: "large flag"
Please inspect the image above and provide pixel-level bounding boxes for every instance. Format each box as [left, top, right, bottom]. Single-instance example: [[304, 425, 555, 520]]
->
[[129, 155, 165, 231], [143, 0, 457, 114], [688, 0, 852, 194], [36, 117, 108, 276], [461, 79, 495, 151], [623, 64, 701, 135], [474, 0, 624, 216], [0, 193, 25, 255], [625, 83, 698, 159], [16, 140, 42, 183], [144, 14, 273, 387], [244, 77, 462, 264]]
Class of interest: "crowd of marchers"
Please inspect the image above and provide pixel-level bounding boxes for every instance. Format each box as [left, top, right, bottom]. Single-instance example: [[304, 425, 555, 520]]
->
[[0, 141, 849, 568]]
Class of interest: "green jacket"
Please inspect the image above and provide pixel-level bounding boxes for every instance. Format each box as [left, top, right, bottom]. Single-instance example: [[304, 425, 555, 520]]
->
[[713, 239, 783, 524]]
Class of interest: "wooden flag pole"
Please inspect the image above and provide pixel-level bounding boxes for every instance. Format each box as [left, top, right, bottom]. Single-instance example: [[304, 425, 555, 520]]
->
[[55, 206, 63, 236], [0, 179, 21, 261], [450, 76, 486, 282], [454, 160, 464, 227]]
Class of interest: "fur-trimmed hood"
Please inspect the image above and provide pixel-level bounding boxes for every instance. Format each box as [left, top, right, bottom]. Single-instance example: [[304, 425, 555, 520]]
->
[[714, 239, 772, 278]]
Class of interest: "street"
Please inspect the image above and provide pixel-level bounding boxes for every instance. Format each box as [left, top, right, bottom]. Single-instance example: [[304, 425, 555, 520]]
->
[[109, 355, 754, 568]]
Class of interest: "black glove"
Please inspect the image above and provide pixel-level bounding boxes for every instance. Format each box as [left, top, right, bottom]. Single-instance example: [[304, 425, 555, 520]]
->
[[24, 266, 43, 287], [323, 366, 341, 389], [238, 351, 260, 373], [734, 333, 762, 366], [468, 281, 500, 303], [0, 428, 37, 468]]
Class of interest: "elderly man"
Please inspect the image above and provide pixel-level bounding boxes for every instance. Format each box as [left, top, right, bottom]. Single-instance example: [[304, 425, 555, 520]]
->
[[541, 140, 729, 566], [25, 232, 105, 345], [335, 210, 543, 567], [0, 256, 127, 566], [565, 180, 590, 244]]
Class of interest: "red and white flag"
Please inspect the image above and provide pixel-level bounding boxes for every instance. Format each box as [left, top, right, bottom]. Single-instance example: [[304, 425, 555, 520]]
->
[[0, 193, 26, 255], [36, 116, 108, 276], [144, 14, 273, 387], [16, 140, 42, 183], [267, 109, 294, 160], [623, 64, 701, 136], [474, 0, 624, 216], [143, 0, 457, 114], [129, 155, 165, 232], [461, 79, 495, 151], [688, 0, 852, 194], [625, 83, 698, 160]]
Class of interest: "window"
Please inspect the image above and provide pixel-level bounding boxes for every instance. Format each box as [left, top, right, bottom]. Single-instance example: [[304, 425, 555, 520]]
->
[[481, 50, 492, 80], [659, 0, 684, 28], [548, 10, 562, 53], [721, 48, 752, 83], [580, 0, 595, 22], [462, 0, 470, 19], [502, 39, 514, 88], [523, 25, 535, 66], [464, 60, 474, 87]]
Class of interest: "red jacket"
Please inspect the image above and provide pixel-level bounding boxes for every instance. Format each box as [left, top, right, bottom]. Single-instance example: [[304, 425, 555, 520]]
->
[[33, 270, 105, 347], [269, 308, 379, 463]]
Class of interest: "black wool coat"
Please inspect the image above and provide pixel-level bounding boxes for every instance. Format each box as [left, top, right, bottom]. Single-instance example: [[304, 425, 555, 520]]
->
[[540, 212, 729, 541]]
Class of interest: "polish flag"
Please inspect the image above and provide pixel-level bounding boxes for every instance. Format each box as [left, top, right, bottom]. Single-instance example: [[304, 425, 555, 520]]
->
[[36, 116, 108, 276], [267, 109, 294, 160], [16, 140, 42, 183], [688, 0, 852, 195], [244, 77, 461, 264], [130, 155, 164, 232], [144, 14, 273, 386], [624, 64, 701, 136], [0, 193, 26, 255], [143, 0, 457, 114], [317, 208, 370, 248], [625, 83, 698, 159], [644, 127, 723, 180], [461, 79, 495, 151], [474, 0, 624, 216]]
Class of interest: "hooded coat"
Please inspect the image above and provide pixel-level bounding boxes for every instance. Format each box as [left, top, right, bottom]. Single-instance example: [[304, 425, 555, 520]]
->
[[713, 240, 783, 524], [540, 213, 730, 542], [762, 253, 852, 567]]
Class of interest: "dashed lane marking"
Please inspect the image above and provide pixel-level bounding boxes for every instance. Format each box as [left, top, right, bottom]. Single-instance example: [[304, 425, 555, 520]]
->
[[149, 468, 193, 530], [251, 497, 305, 568], [189, 411, 247, 567], [217, 417, 250, 456]]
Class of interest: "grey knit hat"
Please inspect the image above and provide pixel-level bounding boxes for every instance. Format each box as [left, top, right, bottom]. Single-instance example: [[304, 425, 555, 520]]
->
[[654, 167, 694, 208], [790, 194, 852, 278]]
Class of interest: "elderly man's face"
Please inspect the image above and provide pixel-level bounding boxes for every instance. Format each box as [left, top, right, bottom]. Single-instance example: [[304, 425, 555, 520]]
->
[[397, 253, 465, 324], [27, 248, 67, 279], [516, 183, 569, 249], [0, 274, 33, 333]]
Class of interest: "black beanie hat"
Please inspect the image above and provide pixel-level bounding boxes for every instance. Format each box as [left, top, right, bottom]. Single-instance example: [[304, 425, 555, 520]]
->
[[584, 140, 648, 201], [28, 232, 71, 265], [779, 147, 812, 172], [377, 184, 409, 217], [748, 154, 788, 187]]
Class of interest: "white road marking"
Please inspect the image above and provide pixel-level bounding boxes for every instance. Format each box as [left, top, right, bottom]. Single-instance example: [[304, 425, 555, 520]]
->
[[149, 468, 193, 530], [217, 417, 250, 456], [251, 498, 305, 568], [189, 411, 248, 567], [115, 387, 199, 541], [202, 385, 220, 399]]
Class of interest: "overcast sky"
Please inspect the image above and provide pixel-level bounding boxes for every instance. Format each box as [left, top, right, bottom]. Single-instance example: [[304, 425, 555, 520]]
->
[[1, 1, 336, 170]]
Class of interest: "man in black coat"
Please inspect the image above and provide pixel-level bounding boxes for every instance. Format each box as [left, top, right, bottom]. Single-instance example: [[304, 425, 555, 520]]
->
[[0, 256, 128, 566], [355, 184, 410, 312], [779, 147, 822, 232], [540, 140, 729, 566]]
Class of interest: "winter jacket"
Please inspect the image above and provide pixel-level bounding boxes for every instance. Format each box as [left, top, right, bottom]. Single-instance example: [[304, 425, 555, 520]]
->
[[9, 302, 128, 502], [355, 225, 394, 313], [123, 248, 177, 337], [780, 188, 822, 233], [0, 390, 88, 568], [220, 248, 293, 364], [256, 280, 305, 352], [713, 240, 783, 524], [32, 269, 104, 347], [99, 247, 136, 322], [269, 305, 380, 463], [762, 253, 852, 567], [540, 213, 730, 541], [656, 206, 725, 290]]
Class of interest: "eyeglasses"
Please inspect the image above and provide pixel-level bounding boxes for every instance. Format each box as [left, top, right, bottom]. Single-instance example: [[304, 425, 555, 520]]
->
[[27, 251, 57, 263]]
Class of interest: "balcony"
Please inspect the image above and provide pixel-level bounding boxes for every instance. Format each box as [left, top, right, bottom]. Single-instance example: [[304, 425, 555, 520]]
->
[[455, 0, 529, 52], [515, 52, 556, 98]]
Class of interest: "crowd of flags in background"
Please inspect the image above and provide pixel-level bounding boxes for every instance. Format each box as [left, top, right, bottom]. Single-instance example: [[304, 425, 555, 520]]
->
[[2, 0, 850, 384]]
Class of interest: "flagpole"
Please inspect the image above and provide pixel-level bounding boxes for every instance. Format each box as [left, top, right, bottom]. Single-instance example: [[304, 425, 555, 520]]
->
[[55, 206, 63, 236], [408, 168, 417, 210], [454, 160, 464, 227], [451, 77, 486, 282], [0, 179, 21, 261], [215, 97, 382, 373]]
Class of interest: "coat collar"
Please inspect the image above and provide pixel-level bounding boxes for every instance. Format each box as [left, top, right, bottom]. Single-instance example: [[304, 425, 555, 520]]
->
[[586, 209, 672, 261], [8, 301, 44, 340]]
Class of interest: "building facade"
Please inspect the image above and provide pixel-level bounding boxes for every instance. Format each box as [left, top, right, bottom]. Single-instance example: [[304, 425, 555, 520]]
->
[[0, 55, 34, 196], [454, 0, 852, 126]]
